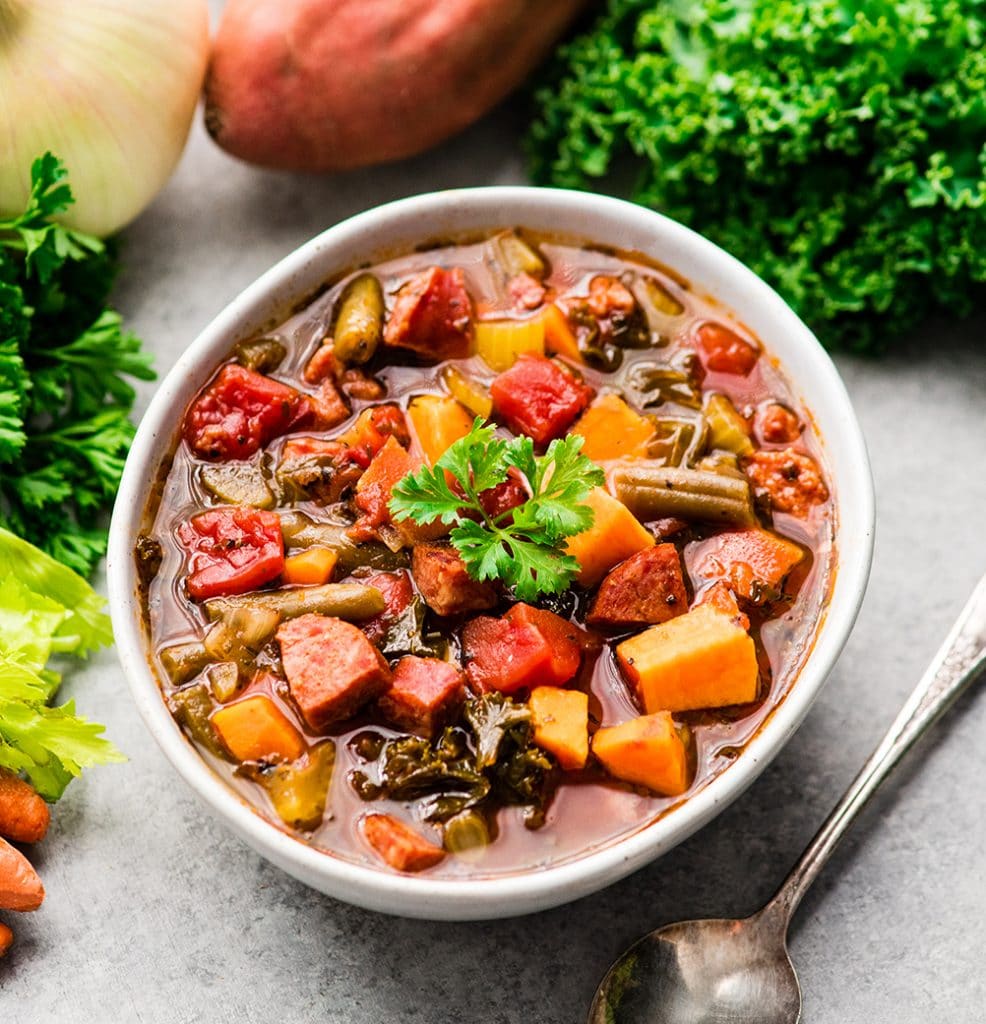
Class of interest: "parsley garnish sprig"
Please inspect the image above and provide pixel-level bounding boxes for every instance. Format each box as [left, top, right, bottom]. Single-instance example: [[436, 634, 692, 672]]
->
[[0, 153, 155, 575], [389, 419, 604, 601]]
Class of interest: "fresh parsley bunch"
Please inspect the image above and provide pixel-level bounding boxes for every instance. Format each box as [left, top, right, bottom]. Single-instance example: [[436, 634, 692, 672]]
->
[[0, 154, 154, 576], [528, 0, 986, 351], [390, 420, 604, 601]]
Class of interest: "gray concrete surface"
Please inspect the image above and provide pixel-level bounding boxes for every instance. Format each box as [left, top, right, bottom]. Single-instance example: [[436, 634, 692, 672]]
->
[[3, 101, 986, 1024]]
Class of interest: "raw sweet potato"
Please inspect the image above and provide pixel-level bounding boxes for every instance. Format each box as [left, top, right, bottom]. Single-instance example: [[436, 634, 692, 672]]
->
[[617, 605, 758, 713], [205, 0, 588, 171], [592, 712, 690, 796], [0, 770, 50, 844], [0, 838, 44, 912]]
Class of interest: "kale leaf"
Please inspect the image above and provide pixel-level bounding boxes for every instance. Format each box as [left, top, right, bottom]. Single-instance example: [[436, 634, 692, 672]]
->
[[528, 0, 986, 351]]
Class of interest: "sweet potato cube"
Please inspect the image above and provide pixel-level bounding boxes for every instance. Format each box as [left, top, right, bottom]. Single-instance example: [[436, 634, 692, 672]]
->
[[361, 813, 445, 872], [378, 656, 465, 737], [564, 487, 655, 586], [530, 687, 589, 770], [407, 395, 474, 466], [211, 695, 306, 763], [617, 605, 758, 713], [571, 394, 655, 461], [592, 712, 690, 796], [586, 543, 688, 627], [277, 614, 392, 730], [687, 528, 805, 601]]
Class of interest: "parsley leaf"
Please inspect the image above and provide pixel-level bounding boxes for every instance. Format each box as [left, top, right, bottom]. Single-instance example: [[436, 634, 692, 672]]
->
[[0, 153, 154, 576], [390, 419, 604, 600]]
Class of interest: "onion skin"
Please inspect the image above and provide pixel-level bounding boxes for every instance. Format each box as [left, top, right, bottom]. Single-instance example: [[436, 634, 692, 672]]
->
[[204, 0, 587, 172], [0, 0, 210, 237]]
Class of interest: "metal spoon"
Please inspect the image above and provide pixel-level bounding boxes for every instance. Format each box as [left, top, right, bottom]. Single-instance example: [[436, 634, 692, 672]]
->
[[589, 572, 986, 1024]]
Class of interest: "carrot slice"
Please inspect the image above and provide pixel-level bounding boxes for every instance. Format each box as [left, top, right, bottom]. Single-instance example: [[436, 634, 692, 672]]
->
[[211, 695, 306, 763], [407, 395, 474, 465], [282, 548, 338, 587], [564, 487, 655, 586]]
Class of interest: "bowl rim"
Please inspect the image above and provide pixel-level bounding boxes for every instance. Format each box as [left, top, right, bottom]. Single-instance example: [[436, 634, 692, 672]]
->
[[107, 186, 874, 919]]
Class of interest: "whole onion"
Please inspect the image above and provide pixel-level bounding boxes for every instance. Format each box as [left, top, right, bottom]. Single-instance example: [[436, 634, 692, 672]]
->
[[0, 0, 210, 236]]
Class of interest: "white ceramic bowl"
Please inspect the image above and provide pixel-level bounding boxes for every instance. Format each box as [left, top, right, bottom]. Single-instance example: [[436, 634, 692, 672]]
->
[[107, 187, 874, 920]]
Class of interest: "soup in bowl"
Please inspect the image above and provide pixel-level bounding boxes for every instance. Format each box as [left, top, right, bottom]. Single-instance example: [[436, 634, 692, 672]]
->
[[107, 188, 873, 919]]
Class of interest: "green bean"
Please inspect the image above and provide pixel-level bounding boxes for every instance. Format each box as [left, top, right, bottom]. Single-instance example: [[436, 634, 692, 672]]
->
[[493, 231, 546, 278], [278, 512, 410, 571], [159, 641, 211, 685], [704, 393, 753, 456], [333, 273, 384, 365], [204, 582, 385, 627], [234, 337, 287, 374], [168, 683, 227, 760], [248, 741, 336, 831], [611, 464, 756, 526], [200, 460, 274, 509]]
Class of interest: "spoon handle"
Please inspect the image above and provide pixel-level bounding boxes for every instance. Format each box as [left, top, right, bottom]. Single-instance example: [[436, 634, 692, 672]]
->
[[764, 571, 986, 926]]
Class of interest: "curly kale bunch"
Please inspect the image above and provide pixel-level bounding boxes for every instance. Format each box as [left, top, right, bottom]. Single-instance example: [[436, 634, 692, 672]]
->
[[528, 0, 986, 350]]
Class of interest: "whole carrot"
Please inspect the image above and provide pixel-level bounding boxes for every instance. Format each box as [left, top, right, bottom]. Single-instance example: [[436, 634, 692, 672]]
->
[[0, 838, 44, 912], [0, 922, 12, 956], [0, 771, 50, 843]]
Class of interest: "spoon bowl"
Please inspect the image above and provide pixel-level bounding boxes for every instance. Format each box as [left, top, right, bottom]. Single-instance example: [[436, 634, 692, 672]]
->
[[589, 909, 800, 1024], [588, 572, 986, 1024]]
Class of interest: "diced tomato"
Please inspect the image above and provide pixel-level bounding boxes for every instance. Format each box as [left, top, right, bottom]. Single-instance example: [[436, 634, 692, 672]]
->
[[411, 544, 498, 617], [743, 448, 829, 518], [490, 354, 594, 446], [462, 604, 583, 694], [378, 656, 465, 737], [350, 436, 417, 541], [586, 544, 688, 627], [184, 364, 311, 460], [462, 615, 551, 695], [277, 614, 392, 730], [755, 403, 802, 445], [361, 813, 445, 872], [508, 272, 547, 311], [359, 570, 416, 646], [505, 603, 584, 685], [178, 507, 284, 600], [339, 405, 410, 468], [694, 322, 760, 376], [383, 267, 474, 360]]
